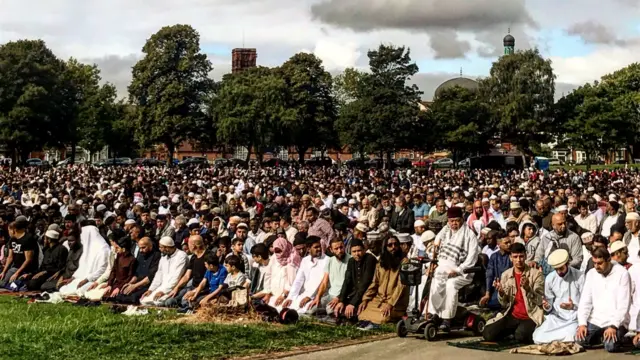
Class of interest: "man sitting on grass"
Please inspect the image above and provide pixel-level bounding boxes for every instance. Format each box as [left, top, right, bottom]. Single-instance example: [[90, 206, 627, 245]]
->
[[179, 252, 227, 312], [576, 247, 631, 353], [115, 237, 161, 304], [333, 239, 377, 323], [140, 236, 188, 306], [41, 235, 83, 292], [482, 243, 544, 344], [0, 220, 39, 289], [311, 237, 351, 317], [164, 235, 208, 307], [92, 236, 137, 301], [26, 230, 68, 291], [282, 236, 327, 316]]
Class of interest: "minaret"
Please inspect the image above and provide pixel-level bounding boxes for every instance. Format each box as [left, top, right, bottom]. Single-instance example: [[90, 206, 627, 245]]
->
[[503, 29, 515, 55]]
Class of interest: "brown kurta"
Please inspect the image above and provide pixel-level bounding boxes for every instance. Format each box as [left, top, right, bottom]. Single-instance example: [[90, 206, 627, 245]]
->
[[358, 260, 409, 324]]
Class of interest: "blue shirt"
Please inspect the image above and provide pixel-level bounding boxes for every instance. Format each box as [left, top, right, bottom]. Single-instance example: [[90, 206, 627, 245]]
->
[[204, 266, 228, 293], [412, 203, 429, 218], [486, 251, 512, 294]]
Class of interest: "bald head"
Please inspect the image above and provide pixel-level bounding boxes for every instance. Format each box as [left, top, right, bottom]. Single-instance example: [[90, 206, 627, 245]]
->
[[552, 213, 567, 235], [138, 237, 153, 254], [189, 235, 204, 251]]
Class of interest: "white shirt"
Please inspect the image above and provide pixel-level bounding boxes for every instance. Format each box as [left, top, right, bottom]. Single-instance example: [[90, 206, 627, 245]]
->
[[574, 213, 597, 234], [629, 234, 640, 265], [148, 249, 188, 294], [482, 245, 500, 259], [628, 264, 640, 330], [600, 215, 618, 238], [288, 255, 328, 300], [285, 226, 298, 244], [578, 264, 631, 329]]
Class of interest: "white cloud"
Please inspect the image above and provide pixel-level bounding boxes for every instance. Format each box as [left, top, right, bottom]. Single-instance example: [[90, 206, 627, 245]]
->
[[312, 39, 362, 69], [550, 44, 640, 85]]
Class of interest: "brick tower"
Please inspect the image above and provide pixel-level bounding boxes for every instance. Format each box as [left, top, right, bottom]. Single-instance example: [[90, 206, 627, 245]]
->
[[231, 48, 257, 73]]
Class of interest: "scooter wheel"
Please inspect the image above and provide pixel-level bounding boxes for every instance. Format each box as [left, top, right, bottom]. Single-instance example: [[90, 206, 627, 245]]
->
[[396, 320, 408, 338], [473, 318, 486, 336], [424, 323, 438, 341]]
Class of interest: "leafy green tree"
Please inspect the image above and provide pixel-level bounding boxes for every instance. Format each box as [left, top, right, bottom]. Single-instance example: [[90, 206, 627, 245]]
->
[[215, 67, 292, 163], [279, 53, 338, 163], [336, 45, 422, 164], [480, 49, 555, 154], [128, 24, 214, 165], [555, 83, 616, 169], [61, 58, 117, 163], [0, 40, 67, 165], [428, 86, 492, 162]]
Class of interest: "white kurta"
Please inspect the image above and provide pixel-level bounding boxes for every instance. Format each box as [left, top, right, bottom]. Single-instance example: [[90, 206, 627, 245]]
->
[[285, 254, 328, 314], [533, 267, 585, 344], [629, 264, 640, 330], [425, 226, 480, 319]]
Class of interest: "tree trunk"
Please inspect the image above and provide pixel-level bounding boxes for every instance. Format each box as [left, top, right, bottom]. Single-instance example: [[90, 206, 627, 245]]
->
[[70, 141, 77, 165], [245, 145, 252, 163], [586, 151, 591, 172], [298, 147, 307, 165], [9, 145, 16, 171], [166, 142, 174, 167]]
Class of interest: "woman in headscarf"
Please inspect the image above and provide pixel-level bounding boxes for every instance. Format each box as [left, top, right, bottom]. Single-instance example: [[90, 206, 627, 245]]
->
[[258, 237, 300, 310]]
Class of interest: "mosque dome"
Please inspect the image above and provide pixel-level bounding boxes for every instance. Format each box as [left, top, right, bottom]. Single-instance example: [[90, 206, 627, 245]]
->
[[503, 34, 515, 47], [434, 77, 479, 98]]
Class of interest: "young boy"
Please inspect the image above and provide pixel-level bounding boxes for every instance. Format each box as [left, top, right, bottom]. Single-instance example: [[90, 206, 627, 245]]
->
[[227, 238, 252, 279], [220, 255, 250, 303], [180, 252, 228, 312]]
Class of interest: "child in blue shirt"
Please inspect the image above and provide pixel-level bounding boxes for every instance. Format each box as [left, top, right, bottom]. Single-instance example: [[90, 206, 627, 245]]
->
[[180, 252, 227, 312]]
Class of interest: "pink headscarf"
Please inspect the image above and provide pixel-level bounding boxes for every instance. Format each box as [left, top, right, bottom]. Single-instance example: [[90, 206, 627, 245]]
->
[[274, 237, 301, 268]]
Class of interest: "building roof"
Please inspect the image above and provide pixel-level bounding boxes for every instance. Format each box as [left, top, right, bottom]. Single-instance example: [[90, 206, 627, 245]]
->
[[434, 77, 479, 98]]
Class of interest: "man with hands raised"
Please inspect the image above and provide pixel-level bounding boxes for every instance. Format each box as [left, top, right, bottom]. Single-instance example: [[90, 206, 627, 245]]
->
[[482, 243, 544, 344]]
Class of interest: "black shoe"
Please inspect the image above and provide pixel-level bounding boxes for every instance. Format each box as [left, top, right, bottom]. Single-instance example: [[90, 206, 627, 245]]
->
[[110, 305, 127, 314], [439, 320, 451, 332], [74, 298, 89, 306]]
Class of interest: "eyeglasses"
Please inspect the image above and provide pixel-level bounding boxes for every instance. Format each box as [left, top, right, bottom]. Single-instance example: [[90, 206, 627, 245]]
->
[[387, 242, 399, 248]]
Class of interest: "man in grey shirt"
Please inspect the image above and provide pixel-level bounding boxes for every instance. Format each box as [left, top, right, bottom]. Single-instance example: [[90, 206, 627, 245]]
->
[[535, 213, 583, 270]]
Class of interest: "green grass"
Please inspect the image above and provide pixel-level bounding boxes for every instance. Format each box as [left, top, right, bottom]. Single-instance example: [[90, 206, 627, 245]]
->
[[0, 297, 390, 360]]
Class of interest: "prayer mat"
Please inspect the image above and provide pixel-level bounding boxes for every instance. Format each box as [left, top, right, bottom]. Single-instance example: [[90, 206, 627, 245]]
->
[[447, 338, 522, 352], [509, 342, 583, 355]]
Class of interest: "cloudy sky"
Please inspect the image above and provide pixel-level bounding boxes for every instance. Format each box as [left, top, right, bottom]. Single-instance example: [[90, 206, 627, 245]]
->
[[1, 0, 639, 100]]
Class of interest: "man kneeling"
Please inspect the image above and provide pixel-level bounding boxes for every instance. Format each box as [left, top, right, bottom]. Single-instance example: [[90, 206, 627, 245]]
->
[[482, 243, 544, 344]]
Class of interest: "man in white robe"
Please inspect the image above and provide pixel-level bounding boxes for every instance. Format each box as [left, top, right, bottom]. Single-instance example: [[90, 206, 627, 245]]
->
[[425, 207, 480, 331], [59, 225, 110, 296], [282, 236, 328, 315], [533, 249, 585, 344]]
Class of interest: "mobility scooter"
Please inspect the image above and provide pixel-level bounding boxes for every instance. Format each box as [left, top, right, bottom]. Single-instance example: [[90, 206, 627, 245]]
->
[[396, 255, 489, 341]]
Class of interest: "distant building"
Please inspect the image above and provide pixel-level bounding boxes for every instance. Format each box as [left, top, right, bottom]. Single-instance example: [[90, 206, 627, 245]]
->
[[231, 48, 257, 73]]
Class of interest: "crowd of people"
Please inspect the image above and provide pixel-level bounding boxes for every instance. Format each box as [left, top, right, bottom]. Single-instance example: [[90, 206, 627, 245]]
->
[[1, 163, 640, 352]]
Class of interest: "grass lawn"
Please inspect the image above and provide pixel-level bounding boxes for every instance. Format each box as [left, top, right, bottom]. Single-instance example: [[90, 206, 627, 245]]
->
[[0, 296, 390, 360]]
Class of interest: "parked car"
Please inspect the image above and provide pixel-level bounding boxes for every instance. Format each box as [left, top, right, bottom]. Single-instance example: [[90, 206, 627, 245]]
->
[[25, 158, 46, 167], [458, 158, 470, 168], [135, 158, 163, 166], [548, 158, 564, 166], [394, 157, 413, 168], [411, 159, 432, 168], [364, 158, 384, 169], [263, 158, 288, 167], [433, 158, 454, 168], [178, 157, 209, 168], [56, 158, 86, 167], [345, 158, 366, 169], [306, 156, 334, 167]]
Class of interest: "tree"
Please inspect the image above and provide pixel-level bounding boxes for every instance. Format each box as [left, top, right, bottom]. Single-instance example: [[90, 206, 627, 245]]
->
[[480, 49, 556, 154], [555, 83, 616, 169], [215, 67, 292, 163], [0, 40, 67, 165], [336, 45, 423, 164], [428, 86, 493, 162], [61, 58, 116, 163], [334, 68, 369, 157], [128, 24, 214, 165], [279, 53, 338, 163]]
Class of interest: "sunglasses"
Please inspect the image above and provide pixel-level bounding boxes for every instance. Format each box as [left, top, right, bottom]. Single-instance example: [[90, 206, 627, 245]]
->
[[387, 242, 399, 248]]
